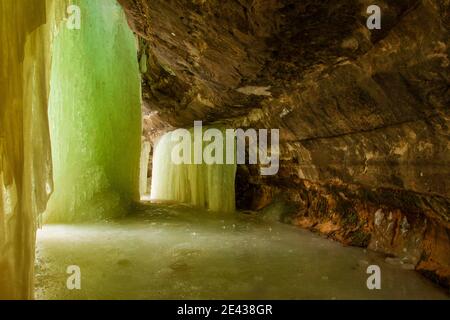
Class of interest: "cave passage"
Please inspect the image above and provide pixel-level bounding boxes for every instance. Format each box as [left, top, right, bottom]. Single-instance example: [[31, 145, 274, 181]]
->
[[1, 0, 446, 300], [33, 0, 448, 300]]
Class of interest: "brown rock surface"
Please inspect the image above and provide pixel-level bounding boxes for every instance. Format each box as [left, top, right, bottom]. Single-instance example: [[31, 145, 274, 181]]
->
[[118, 0, 450, 287]]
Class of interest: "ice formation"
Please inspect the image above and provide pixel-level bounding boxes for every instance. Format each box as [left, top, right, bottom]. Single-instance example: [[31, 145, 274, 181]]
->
[[140, 140, 151, 197], [150, 129, 237, 213], [44, 0, 142, 223], [0, 0, 68, 299]]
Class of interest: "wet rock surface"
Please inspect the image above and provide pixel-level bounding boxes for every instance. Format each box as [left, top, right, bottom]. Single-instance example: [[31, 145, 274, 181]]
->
[[250, 179, 450, 287]]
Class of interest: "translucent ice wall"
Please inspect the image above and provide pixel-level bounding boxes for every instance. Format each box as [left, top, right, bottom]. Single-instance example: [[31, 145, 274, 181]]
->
[[44, 0, 142, 223], [150, 130, 237, 213], [0, 0, 64, 299]]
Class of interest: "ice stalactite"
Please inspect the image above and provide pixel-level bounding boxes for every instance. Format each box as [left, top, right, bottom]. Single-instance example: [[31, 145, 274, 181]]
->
[[140, 140, 151, 197], [150, 129, 237, 213], [44, 0, 142, 223], [0, 0, 65, 299]]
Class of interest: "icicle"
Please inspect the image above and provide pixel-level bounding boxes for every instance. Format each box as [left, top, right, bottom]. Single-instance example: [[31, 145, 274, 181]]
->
[[150, 128, 237, 213], [140, 140, 151, 197], [0, 0, 62, 300]]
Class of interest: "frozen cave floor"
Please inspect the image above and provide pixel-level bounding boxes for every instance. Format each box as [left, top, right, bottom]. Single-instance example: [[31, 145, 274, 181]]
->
[[35, 204, 449, 300]]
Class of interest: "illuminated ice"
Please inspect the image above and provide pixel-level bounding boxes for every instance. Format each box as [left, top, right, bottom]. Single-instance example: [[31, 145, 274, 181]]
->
[[150, 129, 237, 213], [45, 0, 142, 223]]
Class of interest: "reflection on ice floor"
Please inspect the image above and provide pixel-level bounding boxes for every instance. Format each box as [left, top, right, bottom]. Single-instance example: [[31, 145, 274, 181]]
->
[[35, 204, 449, 300]]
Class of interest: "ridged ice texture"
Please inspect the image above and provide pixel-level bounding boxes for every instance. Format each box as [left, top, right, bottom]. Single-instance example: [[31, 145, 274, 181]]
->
[[150, 130, 237, 213], [45, 0, 142, 223], [0, 0, 66, 299], [140, 140, 151, 197]]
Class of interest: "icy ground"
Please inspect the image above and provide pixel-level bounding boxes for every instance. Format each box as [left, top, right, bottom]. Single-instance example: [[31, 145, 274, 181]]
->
[[35, 204, 449, 299]]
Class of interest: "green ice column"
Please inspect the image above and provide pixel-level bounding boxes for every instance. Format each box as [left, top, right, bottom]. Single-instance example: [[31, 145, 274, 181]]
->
[[45, 0, 142, 222]]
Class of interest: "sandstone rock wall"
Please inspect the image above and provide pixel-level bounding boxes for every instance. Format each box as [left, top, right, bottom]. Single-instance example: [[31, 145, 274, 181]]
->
[[119, 0, 449, 286]]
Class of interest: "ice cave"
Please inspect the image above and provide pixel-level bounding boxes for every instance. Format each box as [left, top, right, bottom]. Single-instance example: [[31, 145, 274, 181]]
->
[[1, 0, 449, 300]]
